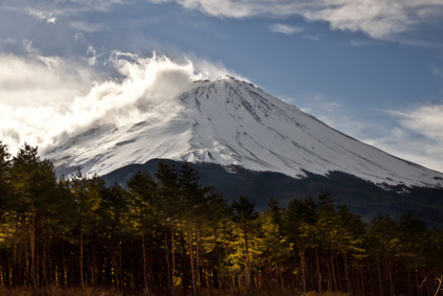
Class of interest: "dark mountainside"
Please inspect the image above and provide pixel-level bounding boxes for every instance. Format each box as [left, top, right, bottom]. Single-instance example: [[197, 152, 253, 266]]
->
[[102, 159, 443, 228]]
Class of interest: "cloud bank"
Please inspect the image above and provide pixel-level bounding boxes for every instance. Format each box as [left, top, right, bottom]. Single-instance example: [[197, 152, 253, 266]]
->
[[0, 51, 235, 155]]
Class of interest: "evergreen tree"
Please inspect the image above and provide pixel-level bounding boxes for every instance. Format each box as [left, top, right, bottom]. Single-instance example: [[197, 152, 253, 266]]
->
[[178, 162, 205, 296], [155, 160, 179, 296], [70, 172, 104, 289], [0, 141, 10, 220], [8, 144, 57, 294], [231, 195, 259, 293], [126, 170, 157, 294]]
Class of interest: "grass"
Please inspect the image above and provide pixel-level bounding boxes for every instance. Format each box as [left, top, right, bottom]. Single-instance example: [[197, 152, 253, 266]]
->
[[0, 286, 350, 296]]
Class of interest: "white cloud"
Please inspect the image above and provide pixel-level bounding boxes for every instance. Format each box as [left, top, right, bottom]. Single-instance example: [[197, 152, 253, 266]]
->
[[0, 53, 98, 153], [294, 94, 368, 141], [361, 105, 443, 173], [71, 21, 107, 33], [25, 8, 57, 24], [5, 0, 443, 43], [292, 94, 443, 173], [391, 105, 443, 142], [270, 23, 303, 35], [149, 0, 443, 42], [4, 38, 17, 45], [0, 53, 95, 107], [0, 51, 237, 155]]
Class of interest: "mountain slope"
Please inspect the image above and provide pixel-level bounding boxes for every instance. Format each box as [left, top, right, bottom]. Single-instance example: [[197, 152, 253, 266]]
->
[[45, 76, 443, 189]]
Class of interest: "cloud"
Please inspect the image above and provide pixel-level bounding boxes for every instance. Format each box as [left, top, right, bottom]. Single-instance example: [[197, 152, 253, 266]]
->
[[431, 66, 443, 80], [71, 21, 107, 33], [4, 38, 17, 45], [3, 0, 126, 22], [350, 39, 374, 47], [148, 0, 443, 42], [25, 8, 57, 24], [5, 0, 442, 44], [293, 94, 368, 141], [391, 105, 443, 142], [363, 113, 443, 173], [291, 94, 443, 172], [0, 53, 95, 107], [0, 51, 237, 155], [360, 105, 443, 172], [270, 23, 303, 35]]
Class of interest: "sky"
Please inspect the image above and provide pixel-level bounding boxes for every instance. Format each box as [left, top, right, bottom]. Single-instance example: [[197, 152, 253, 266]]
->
[[1, 0, 443, 172]]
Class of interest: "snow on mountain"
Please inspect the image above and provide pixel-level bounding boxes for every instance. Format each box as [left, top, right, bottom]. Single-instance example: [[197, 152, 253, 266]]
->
[[45, 76, 443, 188]]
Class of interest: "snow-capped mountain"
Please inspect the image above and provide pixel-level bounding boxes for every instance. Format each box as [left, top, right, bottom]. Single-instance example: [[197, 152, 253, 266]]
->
[[46, 76, 443, 189]]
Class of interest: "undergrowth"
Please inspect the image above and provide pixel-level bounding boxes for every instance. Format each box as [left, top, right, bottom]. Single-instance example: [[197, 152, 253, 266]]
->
[[0, 286, 350, 296]]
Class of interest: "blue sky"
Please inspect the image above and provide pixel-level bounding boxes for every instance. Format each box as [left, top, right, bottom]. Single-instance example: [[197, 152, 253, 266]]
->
[[1, 0, 443, 172]]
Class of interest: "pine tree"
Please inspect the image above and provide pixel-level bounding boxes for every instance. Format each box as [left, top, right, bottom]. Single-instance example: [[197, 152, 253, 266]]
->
[[9, 144, 57, 294], [126, 170, 157, 294], [155, 160, 179, 296], [231, 195, 259, 293], [70, 172, 104, 289], [102, 183, 129, 293]]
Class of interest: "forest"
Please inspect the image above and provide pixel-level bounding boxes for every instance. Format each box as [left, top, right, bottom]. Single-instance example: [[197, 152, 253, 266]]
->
[[0, 142, 442, 296]]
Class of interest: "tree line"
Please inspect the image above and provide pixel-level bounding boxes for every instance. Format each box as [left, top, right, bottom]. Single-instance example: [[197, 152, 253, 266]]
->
[[0, 142, 442, 296]]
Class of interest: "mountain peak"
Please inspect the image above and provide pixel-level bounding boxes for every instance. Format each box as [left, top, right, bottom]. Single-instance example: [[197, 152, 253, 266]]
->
[[46, 75, 443, 189]]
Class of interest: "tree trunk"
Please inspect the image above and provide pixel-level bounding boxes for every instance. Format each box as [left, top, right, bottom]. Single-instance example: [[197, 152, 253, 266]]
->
[[171, 222, 176, 296], [316, 248, 322, 296], [112, 252, 119, 294], [142, 235, 149, 295], [386, 259, 395, 296], [343, 252, 352, 296], [244, 230, 251, 292], [42, 242, 49, 296], [30, 211, 37, 296], [196, 230, 201, 294], [300, 241, 307, 296], [164, 221, 172, 295], [188, 224, 198, 296], [377, 255, 383, 296], [80, 225, 85, 290], [92, 234, 98, 286], [329, 248, 337, 293], [147, 232, 154, 290], [223, 229, 233, 294], [119, 240, 123, 290], [61, 243, 65, 287]]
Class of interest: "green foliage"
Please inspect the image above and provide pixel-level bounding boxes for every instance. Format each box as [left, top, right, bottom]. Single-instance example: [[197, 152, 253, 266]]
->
[[0, 143, 441, 295]]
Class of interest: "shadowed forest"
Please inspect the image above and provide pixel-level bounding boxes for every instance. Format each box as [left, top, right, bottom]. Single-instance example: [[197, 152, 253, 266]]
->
[[0, 142, 442, 296]]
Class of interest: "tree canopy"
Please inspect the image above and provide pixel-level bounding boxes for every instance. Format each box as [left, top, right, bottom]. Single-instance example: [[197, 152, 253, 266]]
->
[[0, 142, 442, 296]]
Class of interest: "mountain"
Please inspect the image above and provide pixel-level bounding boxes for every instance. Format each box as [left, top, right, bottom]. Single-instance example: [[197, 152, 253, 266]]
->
[[46, 76, 443, 187], [45, 76, 443, 225]]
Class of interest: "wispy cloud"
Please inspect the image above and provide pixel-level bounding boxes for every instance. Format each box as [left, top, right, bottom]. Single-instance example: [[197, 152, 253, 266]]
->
[[290, 94, 443, 172], [25, 8, 57, 24], [148, 0, 443, 44], [431, 66, 443, 80], [270, 23, 303, 35], [71, 21, 107, 33], [390, 105, 443, 142], [350, 39, 374, 47], [5, 0, 443, 44], [293, 94, 368, 140]]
